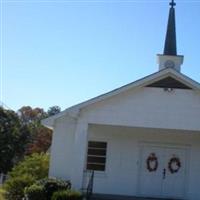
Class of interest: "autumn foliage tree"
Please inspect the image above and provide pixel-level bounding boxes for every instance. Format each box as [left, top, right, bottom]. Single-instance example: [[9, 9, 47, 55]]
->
[[18, 106, 47, 124], [26, 126, 52, 154], [0, 105, 61, 173], [18, 106, 60, 155]]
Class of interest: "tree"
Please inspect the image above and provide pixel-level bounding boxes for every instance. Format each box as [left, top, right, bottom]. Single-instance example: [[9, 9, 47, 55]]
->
[[0, 105, 60, 173], [0, 107, 30, 173], [18, 106, 47, 124], [26, 126, 52, 155], [17, 105, 61, 155], [17, 106, 49, 155], [47, 106, 61, 117]]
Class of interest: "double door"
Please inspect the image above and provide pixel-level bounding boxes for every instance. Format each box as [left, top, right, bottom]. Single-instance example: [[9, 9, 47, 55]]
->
[[139, 144, 188, 199]]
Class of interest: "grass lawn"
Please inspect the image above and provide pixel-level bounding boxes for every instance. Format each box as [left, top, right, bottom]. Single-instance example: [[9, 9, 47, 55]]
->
[[0, 187, 6, 200]]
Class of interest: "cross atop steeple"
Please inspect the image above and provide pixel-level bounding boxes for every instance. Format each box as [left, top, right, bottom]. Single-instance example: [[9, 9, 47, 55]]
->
[[170, 0, 176, 8]]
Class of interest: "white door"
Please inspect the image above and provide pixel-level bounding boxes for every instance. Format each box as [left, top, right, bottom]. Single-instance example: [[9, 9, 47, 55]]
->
[[139, 144, 187, 199], [139, 146, 164, 197], [162, 147, 187, 199]]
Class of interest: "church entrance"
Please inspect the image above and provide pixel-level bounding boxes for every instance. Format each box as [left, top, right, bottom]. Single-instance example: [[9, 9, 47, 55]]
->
[[138, 143, 188, 199]]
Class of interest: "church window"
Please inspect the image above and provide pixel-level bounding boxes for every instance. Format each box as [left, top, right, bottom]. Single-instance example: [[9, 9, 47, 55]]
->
[[86, 141, 107, 171]]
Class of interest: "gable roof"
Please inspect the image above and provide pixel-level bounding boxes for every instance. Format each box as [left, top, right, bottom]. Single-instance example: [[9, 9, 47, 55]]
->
[[42, 68, 200, 128]]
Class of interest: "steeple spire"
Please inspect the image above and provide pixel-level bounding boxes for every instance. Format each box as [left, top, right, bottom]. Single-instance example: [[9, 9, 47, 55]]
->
[[164, 0, 177, 55], [157, 0, 184, 72]]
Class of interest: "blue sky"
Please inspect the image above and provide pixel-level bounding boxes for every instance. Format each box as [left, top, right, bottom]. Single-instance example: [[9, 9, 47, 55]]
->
[[1, 0, 200, 111]]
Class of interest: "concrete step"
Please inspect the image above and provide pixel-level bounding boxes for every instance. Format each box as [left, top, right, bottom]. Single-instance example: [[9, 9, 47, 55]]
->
[[91, 194, 174, 200]]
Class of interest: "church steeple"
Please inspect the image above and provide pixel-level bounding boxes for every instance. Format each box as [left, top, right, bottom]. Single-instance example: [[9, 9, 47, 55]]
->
[[157, 0, 183, 72], [164, 0, 177, 55]]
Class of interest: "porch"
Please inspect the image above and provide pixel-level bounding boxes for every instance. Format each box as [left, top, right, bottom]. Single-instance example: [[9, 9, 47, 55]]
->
[[82, 124, 200, 200]]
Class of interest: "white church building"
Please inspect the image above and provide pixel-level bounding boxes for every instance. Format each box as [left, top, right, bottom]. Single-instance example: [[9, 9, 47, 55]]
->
[[42, 1, 200, 199]]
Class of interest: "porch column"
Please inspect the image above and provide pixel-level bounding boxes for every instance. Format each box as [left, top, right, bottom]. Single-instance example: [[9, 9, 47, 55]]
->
[[71, 119, 88, 190]]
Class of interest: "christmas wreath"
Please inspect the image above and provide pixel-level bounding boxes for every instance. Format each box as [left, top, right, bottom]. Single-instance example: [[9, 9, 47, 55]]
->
[[146, 153, 158, 172], [168, 156, 181, 174]]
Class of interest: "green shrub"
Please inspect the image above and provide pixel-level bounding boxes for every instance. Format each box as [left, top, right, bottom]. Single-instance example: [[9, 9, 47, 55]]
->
[[51, 190, 82, 200], [9, 153, 49, 180], [65, 190, 82, 200], [51, 190, 68, 200], [4, 153, 49, 200], [37, 178, 71, 200], [24, 184, 46, 200], [4, 175, 35, 200]]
